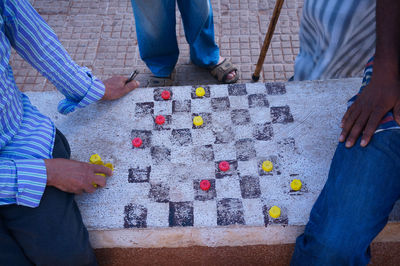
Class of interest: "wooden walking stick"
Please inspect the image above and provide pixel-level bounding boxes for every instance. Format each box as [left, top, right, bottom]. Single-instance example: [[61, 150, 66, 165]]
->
[[252, 0, 285, 82]]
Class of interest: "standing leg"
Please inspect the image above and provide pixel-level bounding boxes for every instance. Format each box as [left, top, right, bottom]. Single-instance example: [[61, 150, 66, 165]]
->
[[291, 130, 400, 266], [177, 0, 219, 67], [0, 129, 97, 265], [177, 0, 238, 83], [130, 0, 178, 77]]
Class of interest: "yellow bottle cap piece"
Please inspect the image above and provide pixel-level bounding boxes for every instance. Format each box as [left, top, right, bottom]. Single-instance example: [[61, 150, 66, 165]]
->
[[96, 173, 106, 177], [262, 160, 273, 172], [269, 206, 281, 218], [195, 87, 206, 97], [104, 163, 114, 172], [92, 182, 98, 188], [290, 179, 302, 191], [89, 154, 103, 165], [193, 116, 204, 126]]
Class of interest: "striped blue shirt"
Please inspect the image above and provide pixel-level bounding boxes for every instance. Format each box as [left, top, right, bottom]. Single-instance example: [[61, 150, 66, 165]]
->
[[0, 0, 105, 207]]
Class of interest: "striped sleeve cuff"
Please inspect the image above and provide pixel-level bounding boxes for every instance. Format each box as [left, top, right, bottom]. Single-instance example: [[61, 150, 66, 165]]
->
[[14, 159, 47, 208], [57, 67, 105, 115]]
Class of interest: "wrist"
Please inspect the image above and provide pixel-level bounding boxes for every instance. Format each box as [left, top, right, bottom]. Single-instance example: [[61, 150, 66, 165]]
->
[[44, 159, 54, 186]]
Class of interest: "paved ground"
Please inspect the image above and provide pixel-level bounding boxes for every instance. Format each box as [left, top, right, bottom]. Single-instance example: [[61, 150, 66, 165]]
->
[[13, 0, 303, 92]]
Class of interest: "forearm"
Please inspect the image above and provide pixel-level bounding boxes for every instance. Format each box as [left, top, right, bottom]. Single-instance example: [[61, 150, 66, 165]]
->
[[3, 0, 105, 114], [373, 0, 400, 79]]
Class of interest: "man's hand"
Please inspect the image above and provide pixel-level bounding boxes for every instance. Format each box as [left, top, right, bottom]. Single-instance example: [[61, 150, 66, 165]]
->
[[339, 77, 400, 148], [101, 76, 140, 101], [44, 158, 113, 194]]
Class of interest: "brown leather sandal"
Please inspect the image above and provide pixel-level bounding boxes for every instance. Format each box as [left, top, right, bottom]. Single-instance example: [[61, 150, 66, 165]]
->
[[209, 58, 239, 84]]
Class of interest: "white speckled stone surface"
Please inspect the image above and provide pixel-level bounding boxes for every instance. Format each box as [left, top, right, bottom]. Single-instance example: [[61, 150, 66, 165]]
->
[[26, 78, 400, 248], [25, 78, 360, 230]]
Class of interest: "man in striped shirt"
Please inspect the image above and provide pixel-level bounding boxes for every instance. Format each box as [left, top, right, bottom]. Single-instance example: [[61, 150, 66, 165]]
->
[[292, 0, 400, 265], [0, 1, 139, 265]]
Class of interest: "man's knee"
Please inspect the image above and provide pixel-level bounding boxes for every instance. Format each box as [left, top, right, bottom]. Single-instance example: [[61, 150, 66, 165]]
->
[[292, 230, 369, 266]]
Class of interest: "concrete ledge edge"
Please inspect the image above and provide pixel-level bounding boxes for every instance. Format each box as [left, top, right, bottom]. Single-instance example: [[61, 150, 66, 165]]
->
[[89, 223, 400, 249]]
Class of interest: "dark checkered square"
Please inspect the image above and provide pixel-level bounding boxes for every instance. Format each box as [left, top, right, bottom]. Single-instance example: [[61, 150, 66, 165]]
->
[[239, 176, 261, 199], [154, 88, 173, 101], [248, 94, 269, 108], [131, 130, 152, 149], [228, 84, 247, 96], [150, 146, 171, 163], [193, 179, 216, 201], [169, 202, 194, 227], [149, 183, 170, 203], [231, 109, 251, 125], [171, 129, 192, 146], [135, 102, 154, 116], [172, 100, 191, 113], [191, 86, 211, 99], [124, 203, 147, 228], [217, 198, 245, 226], [128, 166, 151, 183], [271, 106, 294, 124]]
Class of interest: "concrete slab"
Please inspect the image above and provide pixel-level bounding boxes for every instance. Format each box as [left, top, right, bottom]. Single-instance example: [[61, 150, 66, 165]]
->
[[26, 78, 400, 248]]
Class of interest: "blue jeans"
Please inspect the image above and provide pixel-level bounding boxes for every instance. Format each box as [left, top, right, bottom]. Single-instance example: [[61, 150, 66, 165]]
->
[[130, 0, 220, 77], [291, 130, 400, 265]]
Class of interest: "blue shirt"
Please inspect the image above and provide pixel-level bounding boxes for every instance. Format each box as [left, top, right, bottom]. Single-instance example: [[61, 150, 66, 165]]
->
[[0, 0, 105, 207]]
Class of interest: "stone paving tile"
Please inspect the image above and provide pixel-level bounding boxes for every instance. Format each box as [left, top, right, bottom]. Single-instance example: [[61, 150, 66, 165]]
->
[[13, 0, 305, 92]]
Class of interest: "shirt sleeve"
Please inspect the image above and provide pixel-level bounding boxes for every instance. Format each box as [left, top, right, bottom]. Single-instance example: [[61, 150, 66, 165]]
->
[[0, 159, 47, 208], [2, 0, 105, 114]]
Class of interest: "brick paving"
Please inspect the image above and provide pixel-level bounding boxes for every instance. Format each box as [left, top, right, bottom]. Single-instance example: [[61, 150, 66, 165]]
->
[[13, 0, 303, 92]]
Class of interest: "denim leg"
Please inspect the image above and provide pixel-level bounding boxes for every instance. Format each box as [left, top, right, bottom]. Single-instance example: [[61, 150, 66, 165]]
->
[[291, 130, 400, 266], [130, 0, 178, 77], [177, 0, 220, 67]]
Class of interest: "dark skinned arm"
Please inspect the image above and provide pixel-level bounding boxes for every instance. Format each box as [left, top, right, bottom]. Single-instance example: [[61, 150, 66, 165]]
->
[[339, 0, 400, 148]]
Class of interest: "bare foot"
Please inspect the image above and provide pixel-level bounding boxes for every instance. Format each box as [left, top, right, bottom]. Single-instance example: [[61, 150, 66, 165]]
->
[[218, 57, 236, 82]]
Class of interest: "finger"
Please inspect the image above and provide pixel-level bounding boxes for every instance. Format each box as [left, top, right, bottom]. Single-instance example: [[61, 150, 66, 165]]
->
[[92, 174, 107, 188], [340, 103, 357, 128], [360, 111, 385, 147], [394, 102, 400, 125], [339, 105, 361, 142], [344, 111, 370, 148], [92, 164, 113, 177], [124, 80, 140, 92]]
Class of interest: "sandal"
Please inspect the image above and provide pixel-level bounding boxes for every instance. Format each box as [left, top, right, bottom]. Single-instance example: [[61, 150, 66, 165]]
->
[[209, 58, 239, 84], [146, 70, 176, 88]]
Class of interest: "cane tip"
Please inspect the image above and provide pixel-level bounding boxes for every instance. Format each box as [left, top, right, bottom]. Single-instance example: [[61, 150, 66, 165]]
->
[[252, 74, 260, 82]]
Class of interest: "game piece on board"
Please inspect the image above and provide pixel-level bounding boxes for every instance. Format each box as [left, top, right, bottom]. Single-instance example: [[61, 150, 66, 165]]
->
[[105, 163, 114, 171], [290, 179, 302, 191], [89, 154, 103, 165], [262, 160, 273, 172], [132, 137, 143, 148], [155, 115, 166, 125], [219, 161, 230, 172], [269, 206, 281, 218], [195, 87, 206, 97], [161, 90, 171, 100], [193, 116, 203, 126], [200, 180, 211, 191]]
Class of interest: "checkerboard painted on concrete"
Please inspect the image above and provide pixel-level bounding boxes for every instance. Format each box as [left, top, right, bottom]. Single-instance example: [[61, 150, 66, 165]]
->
[[123, 83, 305, 229]]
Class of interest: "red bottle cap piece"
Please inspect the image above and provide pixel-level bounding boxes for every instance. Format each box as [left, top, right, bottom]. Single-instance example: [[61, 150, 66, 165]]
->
[[200, 180, 211, 191], [132, 137, 143, 148], [161, 90, 171, 100], [219, 161, 230, 172], [155, 115, 166, 125]]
